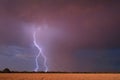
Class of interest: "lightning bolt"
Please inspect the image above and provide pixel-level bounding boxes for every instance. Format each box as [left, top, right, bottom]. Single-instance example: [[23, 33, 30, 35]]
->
[[33, 28, 48, 72]]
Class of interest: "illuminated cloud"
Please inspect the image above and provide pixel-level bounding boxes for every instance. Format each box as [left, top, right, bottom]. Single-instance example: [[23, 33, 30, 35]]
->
[[0, 0, 120, 72]]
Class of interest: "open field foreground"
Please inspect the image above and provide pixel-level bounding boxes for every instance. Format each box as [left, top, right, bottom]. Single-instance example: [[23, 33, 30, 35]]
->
[[0, 73, 120, 80]]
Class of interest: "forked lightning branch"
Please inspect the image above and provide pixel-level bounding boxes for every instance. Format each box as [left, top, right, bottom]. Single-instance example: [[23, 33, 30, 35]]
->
[[33, 28, 48, 72]]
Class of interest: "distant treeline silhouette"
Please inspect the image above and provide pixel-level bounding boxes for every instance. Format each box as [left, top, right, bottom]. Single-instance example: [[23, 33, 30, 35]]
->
[[1, 68, 120, 73], [0, 68, 11, 73]]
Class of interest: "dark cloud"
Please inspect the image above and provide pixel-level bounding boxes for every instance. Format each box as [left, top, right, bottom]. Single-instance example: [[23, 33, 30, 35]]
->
[[0, 0, 120, 72], [71, 49, 120, 72]]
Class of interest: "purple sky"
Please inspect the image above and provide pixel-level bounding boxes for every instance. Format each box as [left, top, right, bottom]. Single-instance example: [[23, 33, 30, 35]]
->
[[0, 0, 120, 72]]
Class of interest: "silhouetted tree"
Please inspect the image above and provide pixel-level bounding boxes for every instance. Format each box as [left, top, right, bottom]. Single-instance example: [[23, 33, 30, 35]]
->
[[3, 68, 11, 73]]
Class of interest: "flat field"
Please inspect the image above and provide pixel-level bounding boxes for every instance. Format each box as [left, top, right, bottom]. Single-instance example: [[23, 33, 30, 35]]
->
[[0, 73, 120, 80]]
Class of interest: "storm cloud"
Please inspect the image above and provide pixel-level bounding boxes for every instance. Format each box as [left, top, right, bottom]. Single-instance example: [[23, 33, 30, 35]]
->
[[0, 0, 120, 72]]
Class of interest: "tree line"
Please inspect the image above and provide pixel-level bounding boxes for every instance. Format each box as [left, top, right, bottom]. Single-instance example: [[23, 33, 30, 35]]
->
[[0, 68, 11, 73]]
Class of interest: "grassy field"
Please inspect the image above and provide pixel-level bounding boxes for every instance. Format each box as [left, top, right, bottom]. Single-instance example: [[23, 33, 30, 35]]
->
[[0, 73, 120, 80]]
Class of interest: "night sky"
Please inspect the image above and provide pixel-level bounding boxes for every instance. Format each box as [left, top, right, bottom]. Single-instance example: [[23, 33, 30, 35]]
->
[[0, 0, 120, 72]]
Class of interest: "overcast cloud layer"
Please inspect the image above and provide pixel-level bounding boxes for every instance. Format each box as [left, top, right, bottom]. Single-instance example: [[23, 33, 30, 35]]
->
[[0, 0, 120, 72]]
